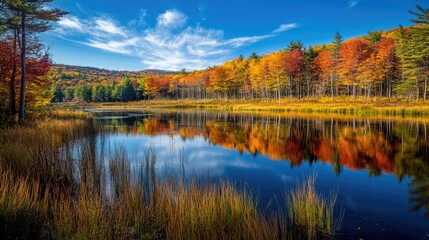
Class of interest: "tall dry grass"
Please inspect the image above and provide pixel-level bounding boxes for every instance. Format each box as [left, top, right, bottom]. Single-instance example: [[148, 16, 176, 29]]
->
[[0, 169, 50, 239], [287, 175, 344, 239], [72, 97, 429, 117]]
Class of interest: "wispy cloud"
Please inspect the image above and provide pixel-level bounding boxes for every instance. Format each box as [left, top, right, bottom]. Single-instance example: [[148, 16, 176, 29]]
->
[[348, 1, 360, 9], [55, 10, 298, 71], [272, 23, 299, 34], [94, 18, 126, 36], [129, 9, 147, 27], [83, 38, 139, 54], [58, 16, 84, 30]]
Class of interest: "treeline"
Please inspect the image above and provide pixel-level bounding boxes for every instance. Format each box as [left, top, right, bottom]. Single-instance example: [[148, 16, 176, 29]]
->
[[50, 66, 185, 102], [53, 77, 141, 103]]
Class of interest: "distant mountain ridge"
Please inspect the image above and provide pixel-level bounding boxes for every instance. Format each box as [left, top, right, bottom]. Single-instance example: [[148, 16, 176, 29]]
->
[[53, 64, 179, 76]]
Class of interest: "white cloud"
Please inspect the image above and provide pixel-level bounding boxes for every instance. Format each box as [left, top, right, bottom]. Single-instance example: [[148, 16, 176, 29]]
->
[[225, 35, 274, 47], [55, 10, 298, 71], [58, 16, 83, 30], [129, 9, 147, 27], [348, 1, 359, 9], [272, 23, 299, 34], [95, 18, 126, 36], [84, 38, 139, 54], [157, 10, 187, 29]]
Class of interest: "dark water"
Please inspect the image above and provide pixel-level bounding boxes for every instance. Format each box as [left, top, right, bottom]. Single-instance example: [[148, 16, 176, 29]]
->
[[90, 109, 429, 240]]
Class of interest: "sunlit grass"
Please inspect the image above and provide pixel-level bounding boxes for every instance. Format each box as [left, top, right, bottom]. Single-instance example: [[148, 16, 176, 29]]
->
[[0, 117, 94, 186], [0, 168, 50, 239], [70, 96, 429, 118], [287, 175, 344, 239]]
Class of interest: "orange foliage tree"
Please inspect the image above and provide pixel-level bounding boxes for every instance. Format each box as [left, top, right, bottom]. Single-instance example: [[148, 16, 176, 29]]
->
[[339, 39, 370, 99]]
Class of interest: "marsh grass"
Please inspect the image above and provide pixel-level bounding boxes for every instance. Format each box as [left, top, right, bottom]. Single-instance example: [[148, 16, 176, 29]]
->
[[287, 175, 344, 239], [0, 112, 343, 239], [71, 97, 429, 117], [0, 169, 50, 239], [0, 118, 95, 188]]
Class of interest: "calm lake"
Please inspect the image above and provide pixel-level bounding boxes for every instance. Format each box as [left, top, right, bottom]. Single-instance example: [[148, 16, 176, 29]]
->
[[88, 109, 429, 240]]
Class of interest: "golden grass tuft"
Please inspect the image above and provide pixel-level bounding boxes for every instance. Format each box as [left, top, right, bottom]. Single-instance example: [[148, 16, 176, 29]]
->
[[287, 175, 344, 239]]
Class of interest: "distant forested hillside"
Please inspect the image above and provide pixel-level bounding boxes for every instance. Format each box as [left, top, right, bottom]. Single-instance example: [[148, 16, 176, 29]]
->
[[50, 64, 179, 102]]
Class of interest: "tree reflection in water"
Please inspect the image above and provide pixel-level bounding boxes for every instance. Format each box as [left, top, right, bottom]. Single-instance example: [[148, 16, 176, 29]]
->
[[94, 110, 429, 218]]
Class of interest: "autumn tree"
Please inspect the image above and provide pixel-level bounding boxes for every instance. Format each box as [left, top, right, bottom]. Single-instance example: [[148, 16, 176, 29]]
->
[[0, 4, 20, 116], [284, 49, 304, 99], [0, 39, 18, 115], [267, 51, 287, 102], [248, 55, 270, 99], [0, 0, 67, 122], [339, 39, 369, 100], [314, 49, 335, 98], [230, 55, 248, 99], [20, 1, 66, 121], [357, 40, 381, 100], [375, 38, 397, 98], [144, 76, 160, 99], [208, 65, 228, 99]]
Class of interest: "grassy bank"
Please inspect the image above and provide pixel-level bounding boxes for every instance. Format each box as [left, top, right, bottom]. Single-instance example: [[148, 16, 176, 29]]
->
[[63, 96, 429, 118], [0, 112, 343, 239]]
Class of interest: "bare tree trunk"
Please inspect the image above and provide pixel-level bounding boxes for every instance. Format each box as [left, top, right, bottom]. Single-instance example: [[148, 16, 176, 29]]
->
[[306, 75, 310, 97], [424, 75, 428, 100], [352, 80, 356, 100], [276, 75, 281, 104], [330, 74, 334, 100], [9, 29, 17, 116], [416, 74, 420, 100], [368, 83, 372, 102], [18, 11, 26, 124]]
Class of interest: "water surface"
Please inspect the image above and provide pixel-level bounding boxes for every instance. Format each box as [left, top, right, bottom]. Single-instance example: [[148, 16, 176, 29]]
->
[[89, 109, 429, 240]]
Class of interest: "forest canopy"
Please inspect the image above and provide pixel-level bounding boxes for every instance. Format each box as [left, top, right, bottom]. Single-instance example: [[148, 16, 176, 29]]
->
[[50, 23, 429, 103]]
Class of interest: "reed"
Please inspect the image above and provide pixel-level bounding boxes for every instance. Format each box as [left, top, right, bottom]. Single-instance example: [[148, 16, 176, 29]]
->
[[0, 169, 50, 239], [287, 175, 344, 239]]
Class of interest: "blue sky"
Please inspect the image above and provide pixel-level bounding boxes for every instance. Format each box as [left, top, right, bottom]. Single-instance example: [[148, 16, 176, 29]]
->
[[44, 0, 424, 71]]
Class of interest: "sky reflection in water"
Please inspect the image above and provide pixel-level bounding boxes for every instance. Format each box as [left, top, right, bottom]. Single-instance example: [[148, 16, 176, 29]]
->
[[91, 109, 429, 240]]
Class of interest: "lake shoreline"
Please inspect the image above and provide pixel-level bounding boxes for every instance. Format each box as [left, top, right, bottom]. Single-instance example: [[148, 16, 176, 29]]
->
[[55, 97, 429, 119]]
